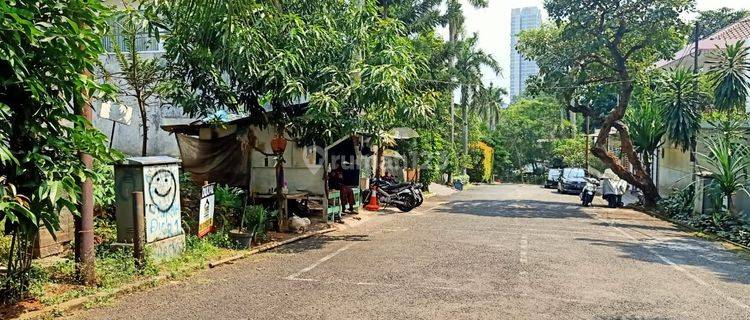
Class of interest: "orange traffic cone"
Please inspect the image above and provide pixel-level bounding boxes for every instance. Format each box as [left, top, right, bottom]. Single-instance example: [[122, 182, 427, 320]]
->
[[364, 187, 380, 211]]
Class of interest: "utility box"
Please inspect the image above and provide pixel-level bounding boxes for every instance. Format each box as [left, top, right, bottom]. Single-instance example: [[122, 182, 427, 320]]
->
[[114, 156, 185, 260]]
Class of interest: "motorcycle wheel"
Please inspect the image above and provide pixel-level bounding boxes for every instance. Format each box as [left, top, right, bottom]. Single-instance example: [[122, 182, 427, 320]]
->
[[414, 189, 424, 206], [396, 194, 418, 212], [396, 203, 415, 212]]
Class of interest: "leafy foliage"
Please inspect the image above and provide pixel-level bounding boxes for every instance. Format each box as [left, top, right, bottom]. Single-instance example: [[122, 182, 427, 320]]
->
[[490, 96, 570, 180], [0, 0, 117, 302], [467, 142, 493, 182], [517, 0, 693, 206], [693, 8, 750, 40], [706, 41, 750, 111], [657, 69, 702, 152], [697, 119, 750, 214], [108, 5, 164, 156], [552, 138, 587, 168], [626, 100, 666, 159]]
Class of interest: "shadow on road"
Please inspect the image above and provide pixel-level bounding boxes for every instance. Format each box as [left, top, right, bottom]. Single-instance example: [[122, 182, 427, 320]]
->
[[273, 234, 371, 254], [577, 236, 750, 285], [590, 221, 680, 233], [436, 199, 591, 219]]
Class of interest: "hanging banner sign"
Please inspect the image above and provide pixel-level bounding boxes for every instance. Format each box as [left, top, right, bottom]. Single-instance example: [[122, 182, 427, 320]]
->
[[198, 183, 216, 238]]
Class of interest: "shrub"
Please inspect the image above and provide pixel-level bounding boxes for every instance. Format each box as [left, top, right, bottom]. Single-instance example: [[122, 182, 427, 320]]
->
[[658, 187, 694, 219]]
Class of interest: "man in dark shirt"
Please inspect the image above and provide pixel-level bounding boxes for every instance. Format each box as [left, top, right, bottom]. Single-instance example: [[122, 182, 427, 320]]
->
[[329, 161, 356, 214]]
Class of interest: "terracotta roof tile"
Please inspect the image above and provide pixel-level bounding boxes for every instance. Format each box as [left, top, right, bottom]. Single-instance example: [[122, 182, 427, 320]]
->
[[709, 17, 750, 41]]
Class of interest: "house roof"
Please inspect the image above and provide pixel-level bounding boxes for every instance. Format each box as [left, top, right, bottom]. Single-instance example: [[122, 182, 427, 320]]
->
[[655, 17, 750, 69], [710, 17, 750, 41]]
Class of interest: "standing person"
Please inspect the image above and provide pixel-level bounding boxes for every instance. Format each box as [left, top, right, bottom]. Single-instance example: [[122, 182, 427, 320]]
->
[[601, 169, 625, 208], [329, 160, 356, 215]]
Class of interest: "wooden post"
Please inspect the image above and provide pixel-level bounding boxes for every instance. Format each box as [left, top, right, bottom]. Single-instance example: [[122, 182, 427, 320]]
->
[[132, 191, 145, 270]]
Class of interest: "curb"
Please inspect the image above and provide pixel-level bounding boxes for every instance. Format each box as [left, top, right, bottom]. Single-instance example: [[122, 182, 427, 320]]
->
[[635, 208, 750, 252], [15, 227, 338, 320], [16, 275, 167, 320], [208, 227, 337, 268]]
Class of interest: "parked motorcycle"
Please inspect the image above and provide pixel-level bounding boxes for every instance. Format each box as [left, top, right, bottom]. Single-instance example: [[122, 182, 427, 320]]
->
[[362, 179, 420, 212], [580, 177, 598, 207]]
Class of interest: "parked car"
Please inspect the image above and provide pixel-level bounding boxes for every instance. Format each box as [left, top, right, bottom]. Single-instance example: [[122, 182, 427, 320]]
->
[[557, 168, 586, 194], [545, 168, 562, 188]]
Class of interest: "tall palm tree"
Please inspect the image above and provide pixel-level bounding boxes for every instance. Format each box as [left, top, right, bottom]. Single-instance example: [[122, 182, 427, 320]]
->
[[470, 83, 506, 129], [706, 41, 750, 111], [454, 35, 500, 173], [657, 68, 701, 152], [444, 0, 488, 152]]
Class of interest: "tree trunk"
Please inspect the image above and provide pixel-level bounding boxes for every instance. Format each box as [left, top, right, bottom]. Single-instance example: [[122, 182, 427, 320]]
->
[[461, 85, 468, 175], [139, 100, 147, 156], [590, 81, 660, 207], [375, 143, 384, 178], [76, 75, 96, 285], [448, 16, 459, 181]]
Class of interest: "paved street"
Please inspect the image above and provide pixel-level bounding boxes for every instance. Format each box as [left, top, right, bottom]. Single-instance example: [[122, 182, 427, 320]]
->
[[73, 184, 750, 319]]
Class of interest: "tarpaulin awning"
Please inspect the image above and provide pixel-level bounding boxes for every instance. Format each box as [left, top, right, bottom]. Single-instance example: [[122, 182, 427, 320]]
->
[[176, 133, 251, 188]]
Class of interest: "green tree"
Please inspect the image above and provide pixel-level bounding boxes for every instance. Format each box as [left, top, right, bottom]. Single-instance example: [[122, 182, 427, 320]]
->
[[657, 69, 701, 152], [148, 0, 433, 224], [491, 97, 568, 181], [445, 0, 487, 156], [517, 0, 692, 206], [471, 83, 506, 129], [706, 41, 750, 111], [625, 100, 666, 176], [0, 0, 116, 301], [110, 4, 163, 156], [454, 35, 500, 173], [698, 118, 750, 214]]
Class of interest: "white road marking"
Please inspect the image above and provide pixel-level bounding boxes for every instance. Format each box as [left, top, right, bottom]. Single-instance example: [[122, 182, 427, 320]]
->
[[605, 220, 750, 312], [285, 242, 356, 280], [519, 233, 529, 297]]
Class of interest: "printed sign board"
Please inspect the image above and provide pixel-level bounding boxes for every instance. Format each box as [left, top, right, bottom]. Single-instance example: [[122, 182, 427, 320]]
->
[[198, 183, 216, 238]]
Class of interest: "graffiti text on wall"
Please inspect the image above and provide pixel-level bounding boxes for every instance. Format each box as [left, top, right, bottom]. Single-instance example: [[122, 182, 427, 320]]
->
[[143, 165, 182, 242]]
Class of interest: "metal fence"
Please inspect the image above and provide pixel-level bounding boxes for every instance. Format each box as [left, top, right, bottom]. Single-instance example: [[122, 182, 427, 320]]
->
[[102, 33, 164, 53]]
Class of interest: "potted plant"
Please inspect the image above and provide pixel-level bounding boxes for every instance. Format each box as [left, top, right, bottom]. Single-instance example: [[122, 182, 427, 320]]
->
[[229, 205, 268, 248]]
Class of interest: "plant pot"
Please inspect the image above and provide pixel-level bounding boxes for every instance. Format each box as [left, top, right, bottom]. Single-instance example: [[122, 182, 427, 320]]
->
[[228, 229, 254, 249], [271, 136, 287, 154]]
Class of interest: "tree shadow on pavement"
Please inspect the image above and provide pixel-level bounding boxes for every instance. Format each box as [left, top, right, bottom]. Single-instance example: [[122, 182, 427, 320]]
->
[[577, 236, 750, 285], [590, 221, 681, 233], [436, 200, 592, 219], [273, 234, 370, 254]]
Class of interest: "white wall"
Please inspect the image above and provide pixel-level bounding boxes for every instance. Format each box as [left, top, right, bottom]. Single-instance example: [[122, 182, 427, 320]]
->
[[249, 126, 325, 195], [94, 53, 192, 157]]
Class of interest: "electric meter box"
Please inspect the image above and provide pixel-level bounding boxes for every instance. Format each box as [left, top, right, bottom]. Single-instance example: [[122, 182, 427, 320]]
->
[[114, 156, 185, 259]]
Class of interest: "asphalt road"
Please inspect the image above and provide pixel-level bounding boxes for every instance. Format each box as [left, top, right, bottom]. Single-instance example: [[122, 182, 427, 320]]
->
[[72, 184, 750, 319]]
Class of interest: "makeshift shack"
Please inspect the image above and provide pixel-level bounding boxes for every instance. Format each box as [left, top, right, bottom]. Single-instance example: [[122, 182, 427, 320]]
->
[[162, 113, 369, 221]]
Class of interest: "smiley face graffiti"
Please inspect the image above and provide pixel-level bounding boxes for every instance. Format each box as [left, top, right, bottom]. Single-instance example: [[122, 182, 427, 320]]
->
[[147, 168, 177, 212]]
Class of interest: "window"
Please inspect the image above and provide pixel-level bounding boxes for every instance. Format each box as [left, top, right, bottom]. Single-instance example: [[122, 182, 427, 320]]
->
[[102, 18, 165, 53]]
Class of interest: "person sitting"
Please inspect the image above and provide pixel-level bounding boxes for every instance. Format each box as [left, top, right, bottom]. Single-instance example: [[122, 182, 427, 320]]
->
[[329, 161, 356, 215]]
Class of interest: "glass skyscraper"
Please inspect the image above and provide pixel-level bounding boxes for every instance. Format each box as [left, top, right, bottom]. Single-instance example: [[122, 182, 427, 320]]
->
[[510, 7, 542, 100]]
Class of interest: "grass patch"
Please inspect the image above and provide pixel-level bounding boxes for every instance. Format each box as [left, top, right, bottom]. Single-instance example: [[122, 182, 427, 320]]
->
[[28, 233, 238, 307]]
